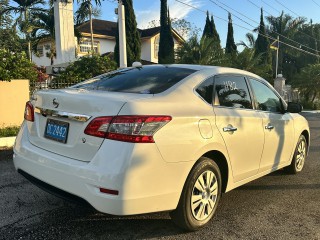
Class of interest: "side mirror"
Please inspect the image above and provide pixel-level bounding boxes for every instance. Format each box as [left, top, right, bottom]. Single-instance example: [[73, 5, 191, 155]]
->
[[287, 102, 303, 113]]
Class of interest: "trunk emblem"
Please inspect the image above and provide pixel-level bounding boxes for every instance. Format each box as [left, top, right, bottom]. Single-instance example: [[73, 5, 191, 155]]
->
[[52, 98, 59, 108]]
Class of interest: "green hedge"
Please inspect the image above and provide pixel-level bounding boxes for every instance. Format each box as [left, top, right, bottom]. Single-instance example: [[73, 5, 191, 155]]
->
[[0, 126, 20, 137]]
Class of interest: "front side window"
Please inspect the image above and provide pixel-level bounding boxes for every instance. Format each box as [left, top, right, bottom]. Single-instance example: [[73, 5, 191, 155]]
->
[[72, 65, 196, 94], [214, 75, 252, 109], [249, 78, 283, 113], [196, 78, 213, 104]]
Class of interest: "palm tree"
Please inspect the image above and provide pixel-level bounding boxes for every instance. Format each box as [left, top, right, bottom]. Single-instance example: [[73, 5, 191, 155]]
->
[[1, 0, 46, 61], [238, 33, 256, 49], [266, 11, 305, 75], [175, 35, 224, 65], [32, 7, 55, 65], [75, 0, 102, 56]]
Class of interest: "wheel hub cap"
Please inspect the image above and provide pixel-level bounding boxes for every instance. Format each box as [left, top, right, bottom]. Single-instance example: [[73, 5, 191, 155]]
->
[[191, 170, 218, 221]]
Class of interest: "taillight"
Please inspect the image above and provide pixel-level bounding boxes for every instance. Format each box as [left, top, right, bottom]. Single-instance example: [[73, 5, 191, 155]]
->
[[84, 117, 113, 138], [84, 115, 172, 143], [24, 101, 34, 122]]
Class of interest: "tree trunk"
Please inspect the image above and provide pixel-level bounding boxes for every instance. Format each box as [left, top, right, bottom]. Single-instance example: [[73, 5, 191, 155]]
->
[[28, 40, 32, 62]]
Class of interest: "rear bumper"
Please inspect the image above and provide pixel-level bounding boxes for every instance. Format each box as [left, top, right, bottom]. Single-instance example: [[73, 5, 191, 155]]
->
[[13, 123, 194, 215]]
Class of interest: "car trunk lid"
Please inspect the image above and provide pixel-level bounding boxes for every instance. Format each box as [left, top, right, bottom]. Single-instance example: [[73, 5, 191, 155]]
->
[[27, 88, 152, 162]]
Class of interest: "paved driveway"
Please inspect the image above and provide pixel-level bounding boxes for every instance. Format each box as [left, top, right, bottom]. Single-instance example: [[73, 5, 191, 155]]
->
[[0, 112, 319, 239]]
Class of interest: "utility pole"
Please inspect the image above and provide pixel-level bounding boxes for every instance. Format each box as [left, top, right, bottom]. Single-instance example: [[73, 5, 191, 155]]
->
[[275, 35, 279, 77], [118, 0, 127, 68]]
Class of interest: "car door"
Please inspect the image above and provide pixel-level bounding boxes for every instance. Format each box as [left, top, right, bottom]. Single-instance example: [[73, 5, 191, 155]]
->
[[213, 75, 264, 182], [248, 78, 295, 173]]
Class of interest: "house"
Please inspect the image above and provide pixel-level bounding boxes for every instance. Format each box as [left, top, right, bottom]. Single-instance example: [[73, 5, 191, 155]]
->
[[32, 19, 184, 67]]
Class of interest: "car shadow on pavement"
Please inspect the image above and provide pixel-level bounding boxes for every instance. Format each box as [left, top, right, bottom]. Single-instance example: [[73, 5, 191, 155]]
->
[[1, 199, 187, 240]]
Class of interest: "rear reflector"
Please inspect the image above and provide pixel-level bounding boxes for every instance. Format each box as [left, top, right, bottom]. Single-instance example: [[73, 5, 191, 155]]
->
[[24, 101, 34, 122], [99, 188, 119, 195], [84, 115, 172, 143]]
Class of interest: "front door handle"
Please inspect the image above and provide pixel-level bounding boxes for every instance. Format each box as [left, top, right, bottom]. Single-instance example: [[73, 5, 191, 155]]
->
[[265, 124, 274, 130], [223, 125, 238, 132]]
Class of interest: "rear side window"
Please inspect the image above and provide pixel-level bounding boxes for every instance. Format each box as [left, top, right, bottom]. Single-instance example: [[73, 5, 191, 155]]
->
[[196, 78, 213, 104], [214, 75, 253, 109], [72, 66, 196, 94], [249, 78, 283, 113]]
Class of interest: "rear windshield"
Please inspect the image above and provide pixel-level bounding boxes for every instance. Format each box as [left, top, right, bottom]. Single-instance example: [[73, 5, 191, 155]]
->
[[71, 65, 196, 94]]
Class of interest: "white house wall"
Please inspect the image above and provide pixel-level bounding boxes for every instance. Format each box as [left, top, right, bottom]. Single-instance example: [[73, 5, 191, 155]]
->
[[141, 38, 152, 63], [32, 32, 182, 67], [32, 45, 52, 67]]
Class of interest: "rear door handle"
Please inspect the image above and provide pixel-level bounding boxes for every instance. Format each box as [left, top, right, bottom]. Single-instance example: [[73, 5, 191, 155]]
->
[[223, 125, 238, 132], [265, 124, 274, 130]]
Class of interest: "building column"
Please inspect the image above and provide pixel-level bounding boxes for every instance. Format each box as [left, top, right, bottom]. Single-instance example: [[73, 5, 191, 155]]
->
[[54, 0, 76, 64]]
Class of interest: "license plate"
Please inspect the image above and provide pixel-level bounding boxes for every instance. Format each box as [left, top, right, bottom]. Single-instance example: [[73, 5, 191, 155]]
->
[[44, 119, 69, 143]]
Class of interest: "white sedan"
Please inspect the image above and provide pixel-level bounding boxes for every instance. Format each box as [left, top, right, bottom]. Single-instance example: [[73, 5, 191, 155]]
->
[[13, 64, 309, 231]]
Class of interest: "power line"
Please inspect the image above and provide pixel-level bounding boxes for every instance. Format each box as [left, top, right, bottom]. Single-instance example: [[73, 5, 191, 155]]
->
[[210, 0, 319, 54], [312, 0, 320, 8], [174, 0, 320, 58], [261, 0, 281, 15], [274, 0, 300, 18]]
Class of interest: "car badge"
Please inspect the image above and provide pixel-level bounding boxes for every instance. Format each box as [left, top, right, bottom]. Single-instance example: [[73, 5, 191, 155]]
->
[[53, 98, 59, 108]]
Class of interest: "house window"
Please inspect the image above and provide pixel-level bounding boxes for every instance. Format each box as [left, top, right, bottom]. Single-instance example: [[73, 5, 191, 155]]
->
[[37, 46, 44, 57], [154, 35, 159, 59], [79, 40, 99, 54]]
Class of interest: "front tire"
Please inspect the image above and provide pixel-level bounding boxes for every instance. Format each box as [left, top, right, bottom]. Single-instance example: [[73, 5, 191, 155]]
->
[[170, 157, 222, 231], [284, 135, 307, 174]]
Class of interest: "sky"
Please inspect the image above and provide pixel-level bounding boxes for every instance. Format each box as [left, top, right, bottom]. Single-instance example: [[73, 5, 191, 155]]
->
[[75, 0, 320, 48]]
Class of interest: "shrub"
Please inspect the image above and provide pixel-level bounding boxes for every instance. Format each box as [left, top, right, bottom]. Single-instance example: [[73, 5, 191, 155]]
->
[[0, 49, 37, 82], [0, 126, 20, 137], [53, 55, 117, 86]]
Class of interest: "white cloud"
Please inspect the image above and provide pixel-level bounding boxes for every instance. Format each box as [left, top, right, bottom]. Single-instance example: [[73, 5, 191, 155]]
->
[[136, 0, 203, 29]]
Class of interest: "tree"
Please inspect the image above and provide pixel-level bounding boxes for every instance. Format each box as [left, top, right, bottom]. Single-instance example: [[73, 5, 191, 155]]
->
[[158, 0, 174, 64], [292, 64, 320, 107], [225, 13, 237, 54], [76, 0, 102, 56], [254, 8, 270, 64], [147, 18, 200, 40], [266, 11, 305, 79], [0, 49, 37, 82], [211, 15, 220, 45], [0, 0, 12, 28], [31, 7, 56, 65], [114, 0, 141, 67], [1, 0, 46, 61], [236, 33, 272, 81], [201, 11, 212, 41], [200, 12, 223, 59], [176, 35, 225, 65]]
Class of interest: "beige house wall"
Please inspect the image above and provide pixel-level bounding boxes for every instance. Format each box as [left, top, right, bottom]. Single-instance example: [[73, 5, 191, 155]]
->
[[0, 80, 29, 127]]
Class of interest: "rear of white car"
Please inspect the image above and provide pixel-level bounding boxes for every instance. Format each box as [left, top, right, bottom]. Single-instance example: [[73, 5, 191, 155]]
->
[[13, 65, 202, 215]]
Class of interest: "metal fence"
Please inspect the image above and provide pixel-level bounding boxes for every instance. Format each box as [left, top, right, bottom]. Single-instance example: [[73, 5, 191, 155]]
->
[[29, 78, 80, 95]]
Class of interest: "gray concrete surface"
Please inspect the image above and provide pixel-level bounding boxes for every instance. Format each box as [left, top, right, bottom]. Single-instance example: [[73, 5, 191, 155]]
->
[[0, 112, 319, 239]]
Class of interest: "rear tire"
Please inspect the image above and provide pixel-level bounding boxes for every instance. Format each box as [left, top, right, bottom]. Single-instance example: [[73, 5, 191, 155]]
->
[[170, 157, 221, 231], [284, 135, 307, 174]]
